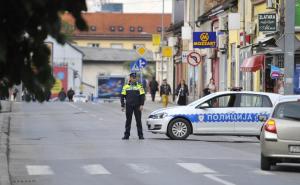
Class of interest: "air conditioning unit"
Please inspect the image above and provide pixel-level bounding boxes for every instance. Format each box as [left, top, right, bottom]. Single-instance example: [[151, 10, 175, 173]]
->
[[219, 16, 228, 31], [246, 22, 256, 35]]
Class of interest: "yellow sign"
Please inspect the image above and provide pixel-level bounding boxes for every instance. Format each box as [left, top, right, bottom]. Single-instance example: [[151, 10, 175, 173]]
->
[[51, 79, 62, 94], [136, 46, 147, 56], [162, 46, 172, 57], [152, 34, 161, 46]]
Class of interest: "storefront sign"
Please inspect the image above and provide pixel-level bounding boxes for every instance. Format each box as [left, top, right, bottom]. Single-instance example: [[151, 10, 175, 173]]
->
[[193, 32, 217, 48], [258, 14, 276, 32]]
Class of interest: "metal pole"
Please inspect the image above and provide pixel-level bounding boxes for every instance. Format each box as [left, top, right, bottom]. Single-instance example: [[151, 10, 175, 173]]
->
[[284, 0, 295, 95], [193, 66, 196, 100], [161, 0, 164, 83]]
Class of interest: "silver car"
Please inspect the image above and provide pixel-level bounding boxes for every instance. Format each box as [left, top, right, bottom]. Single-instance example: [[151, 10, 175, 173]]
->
[[260, 96, 300, 170]]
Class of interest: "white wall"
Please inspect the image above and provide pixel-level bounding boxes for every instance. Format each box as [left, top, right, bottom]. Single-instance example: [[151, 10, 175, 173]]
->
[[45, 36, 83, 93], [82, 62, 128, 95]]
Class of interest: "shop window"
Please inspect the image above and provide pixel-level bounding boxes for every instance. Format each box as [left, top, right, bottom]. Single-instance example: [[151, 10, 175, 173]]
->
[[111, 43, 123, 49], [87, 43, 99, 48], [231, 43, 236, 87]]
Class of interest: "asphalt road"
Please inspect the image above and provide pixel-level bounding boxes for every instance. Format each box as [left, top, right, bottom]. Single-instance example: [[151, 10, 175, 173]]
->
[[8, 100, 300, 185]]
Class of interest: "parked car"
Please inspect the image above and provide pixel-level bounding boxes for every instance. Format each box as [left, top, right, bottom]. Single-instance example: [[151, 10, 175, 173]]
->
[[73, 94, 89, 103], [260, 95, 300, 170], [147, 91, 282, 140]]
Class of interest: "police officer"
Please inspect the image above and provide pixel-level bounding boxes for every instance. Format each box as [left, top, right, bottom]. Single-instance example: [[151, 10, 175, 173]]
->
[[121, 72, 145, 140]]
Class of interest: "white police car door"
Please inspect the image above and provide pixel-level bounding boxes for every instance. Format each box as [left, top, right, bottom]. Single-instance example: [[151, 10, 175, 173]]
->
[[194, 93, 238, 134], [234, 94, 273, 135]]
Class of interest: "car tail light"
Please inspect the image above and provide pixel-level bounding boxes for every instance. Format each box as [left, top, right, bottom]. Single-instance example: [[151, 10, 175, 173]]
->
[[264, 119, 277, 134], [264, 119, 278, 141]]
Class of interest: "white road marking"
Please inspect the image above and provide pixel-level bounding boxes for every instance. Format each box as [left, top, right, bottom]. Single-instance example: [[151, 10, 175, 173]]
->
[[82, 164, 111, 175], [67, 103, 78, 108], [177, 163, 216, 173], [204, 174, 236, 185], [253, 170, 274, 175], [26, 165, 54, 175], [127, 163, 157, 174]]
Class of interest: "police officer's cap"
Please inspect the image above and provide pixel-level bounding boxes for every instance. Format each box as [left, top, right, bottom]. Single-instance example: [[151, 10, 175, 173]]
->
[[129, 72, 137, 78]]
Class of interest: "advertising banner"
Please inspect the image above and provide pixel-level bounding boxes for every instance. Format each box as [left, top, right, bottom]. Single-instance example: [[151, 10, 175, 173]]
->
[[98, 76, 125, 99], [51, 66, 68, 97], [193, 32, 217, 48], [294, 64, 300, 94], [258, 14, 276, 32]]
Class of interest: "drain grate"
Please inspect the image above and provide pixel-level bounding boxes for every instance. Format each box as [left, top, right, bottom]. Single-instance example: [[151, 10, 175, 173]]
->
[[11, 178, 36, 184]]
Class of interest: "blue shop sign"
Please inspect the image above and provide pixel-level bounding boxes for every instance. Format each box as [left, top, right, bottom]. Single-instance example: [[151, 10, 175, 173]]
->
[[193, 32, 217, 48]]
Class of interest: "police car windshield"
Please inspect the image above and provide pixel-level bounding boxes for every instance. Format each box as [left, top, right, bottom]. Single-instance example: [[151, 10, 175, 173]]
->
[[188, 93, 216, 107]]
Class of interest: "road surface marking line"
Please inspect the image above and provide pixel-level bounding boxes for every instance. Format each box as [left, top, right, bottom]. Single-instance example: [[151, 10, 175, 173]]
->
[[127, 163, 155, 174], [253, 170, 274, 175], [26, 165, 54, 175], [67, 103, 78, 108], [204, 174, 236, 185], [177, 163, 216, 173], [82, 164, 111, 175]]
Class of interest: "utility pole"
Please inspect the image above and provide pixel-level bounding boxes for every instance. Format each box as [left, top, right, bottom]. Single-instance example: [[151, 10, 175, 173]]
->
[[284, 0, 295, 94], [161, 0, 165, 84]]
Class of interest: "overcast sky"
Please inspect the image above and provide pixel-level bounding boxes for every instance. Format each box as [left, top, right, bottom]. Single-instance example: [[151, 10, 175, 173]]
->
[[86, 0, 172, 13]]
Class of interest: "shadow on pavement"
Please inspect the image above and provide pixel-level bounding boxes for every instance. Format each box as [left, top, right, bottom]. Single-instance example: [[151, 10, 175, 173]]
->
[[147, 137, 259, 143]]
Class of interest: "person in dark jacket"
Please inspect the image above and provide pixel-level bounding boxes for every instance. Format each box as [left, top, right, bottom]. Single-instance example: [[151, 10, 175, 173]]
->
[[67, 88, 75, 102], [149, 76, 159, 102], [58, 88, 66, 102], [176, 80, 189, 105], [120, 73, 145, 140], [160, 79, 172, 108]]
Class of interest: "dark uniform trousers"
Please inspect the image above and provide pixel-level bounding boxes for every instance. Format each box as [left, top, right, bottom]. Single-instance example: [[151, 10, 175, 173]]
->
[[124, 104, 143, 137]]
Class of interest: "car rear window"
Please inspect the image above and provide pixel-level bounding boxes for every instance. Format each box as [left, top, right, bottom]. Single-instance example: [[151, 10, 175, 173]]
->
[[273, 101, 300, 121]]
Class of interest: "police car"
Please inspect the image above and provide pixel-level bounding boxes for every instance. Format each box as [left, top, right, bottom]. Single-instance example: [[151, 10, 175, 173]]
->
[[147, 91, 282, 140]]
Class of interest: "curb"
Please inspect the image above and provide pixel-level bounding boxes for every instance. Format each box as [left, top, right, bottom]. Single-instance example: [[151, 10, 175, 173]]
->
[[0, 101, 12, 185]]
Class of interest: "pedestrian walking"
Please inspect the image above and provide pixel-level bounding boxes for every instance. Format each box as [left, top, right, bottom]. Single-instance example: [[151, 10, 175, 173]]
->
[[160, 79, 172, 108], [149, 76, 159, 102], [175, 80, 189, 105], [207, 78, 217, 94], [67, 88, 75, 102], [120, 72, 145, 140], [58, 88, 66, 102]]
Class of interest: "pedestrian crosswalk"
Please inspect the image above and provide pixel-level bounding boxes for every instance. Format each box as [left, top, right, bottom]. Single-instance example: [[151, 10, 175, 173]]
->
[[24, 162, 273, 177]]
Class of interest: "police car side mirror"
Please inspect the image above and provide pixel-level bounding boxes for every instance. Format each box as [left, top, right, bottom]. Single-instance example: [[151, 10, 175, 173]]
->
[[198, 103, 210, 109], [258, 115, 267, 122]]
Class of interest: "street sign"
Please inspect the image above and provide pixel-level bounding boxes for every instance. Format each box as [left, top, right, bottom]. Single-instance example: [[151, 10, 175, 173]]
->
[[162, 46, 172, 57], [193, 32, 217, 48], [136, 46, 147, 57], [152, 34, 161, 46], [130, 61, 140, 72], [136, 58, 148, 68], [187, 51, 202, 66], [258, 14, 276, 32], [182, 51, 191, 63]]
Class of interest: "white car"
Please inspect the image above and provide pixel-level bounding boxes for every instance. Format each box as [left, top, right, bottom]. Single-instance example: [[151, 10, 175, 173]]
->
[[147, 91, 282, 140], [73, 94, 89, 103]]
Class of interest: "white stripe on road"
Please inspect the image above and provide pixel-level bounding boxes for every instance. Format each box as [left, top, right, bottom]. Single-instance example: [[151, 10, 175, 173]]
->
[[82, 164, 111, 175], [127, 163, 157, 174], [253, 170, 274, 176], [204, 174, 236, 185], [26, 165, 54, 175], [177, 163, 216, 173]]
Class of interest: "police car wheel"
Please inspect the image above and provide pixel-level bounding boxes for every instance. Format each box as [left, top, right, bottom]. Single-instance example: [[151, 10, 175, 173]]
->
[[167, 118, 191, 140]]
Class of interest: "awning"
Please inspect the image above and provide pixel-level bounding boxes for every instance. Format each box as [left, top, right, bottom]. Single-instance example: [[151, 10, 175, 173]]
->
[[240, 55, 265, 72]]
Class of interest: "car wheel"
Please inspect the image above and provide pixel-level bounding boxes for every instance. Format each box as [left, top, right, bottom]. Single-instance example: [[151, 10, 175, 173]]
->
[[261, 153, 271, 171], [167, 118, 191, 140], [166, 132, 171, 139]]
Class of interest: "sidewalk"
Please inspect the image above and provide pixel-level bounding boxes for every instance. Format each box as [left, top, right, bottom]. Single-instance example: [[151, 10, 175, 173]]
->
[[0, 101, 12, 185]]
